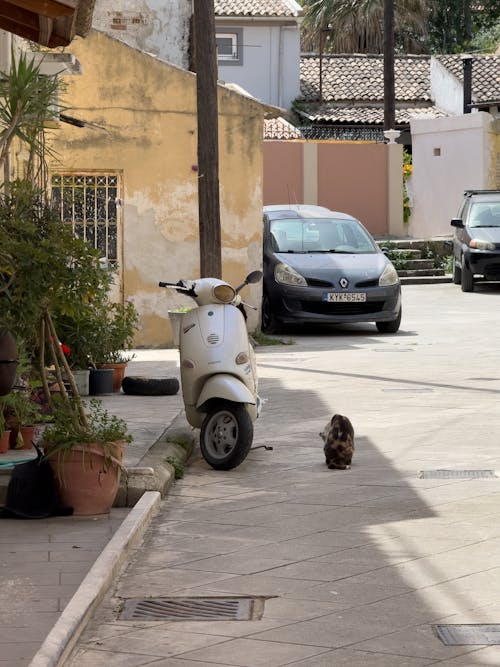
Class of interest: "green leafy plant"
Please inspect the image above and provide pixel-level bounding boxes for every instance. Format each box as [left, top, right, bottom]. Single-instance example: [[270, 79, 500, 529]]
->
[[3, 389, 42, 427], [42, 397, 132, 470], [252, 331, 295, 346], [0, 49, 63, 187], [165, 455, 185, 479]]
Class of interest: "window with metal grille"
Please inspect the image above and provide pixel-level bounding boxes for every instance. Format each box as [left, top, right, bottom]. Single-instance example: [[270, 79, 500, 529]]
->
[[51, 174, 119, 264]]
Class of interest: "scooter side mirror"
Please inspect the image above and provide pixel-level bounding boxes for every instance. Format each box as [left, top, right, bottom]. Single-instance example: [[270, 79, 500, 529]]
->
[[246, 270, 263, 284]]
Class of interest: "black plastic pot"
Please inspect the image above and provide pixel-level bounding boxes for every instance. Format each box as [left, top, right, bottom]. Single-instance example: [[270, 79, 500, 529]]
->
[[89, 368, 114, 395]]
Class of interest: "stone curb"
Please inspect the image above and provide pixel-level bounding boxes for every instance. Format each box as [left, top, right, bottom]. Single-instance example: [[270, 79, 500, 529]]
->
[[116, 410, 196, 507], [29, 491, 161, 667], [27, 414, 196, 666]]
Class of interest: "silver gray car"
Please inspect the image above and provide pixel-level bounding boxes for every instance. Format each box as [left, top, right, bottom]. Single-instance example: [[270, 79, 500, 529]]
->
[[262, 205, 402, 334]]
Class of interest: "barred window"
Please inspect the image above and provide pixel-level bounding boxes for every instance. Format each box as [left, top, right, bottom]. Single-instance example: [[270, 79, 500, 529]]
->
[[51, 173, 120, 264]]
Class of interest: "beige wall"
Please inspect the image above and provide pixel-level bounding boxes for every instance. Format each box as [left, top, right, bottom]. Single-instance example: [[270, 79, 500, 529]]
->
[[263, 140, 403, 235], [47, 30, 265, 347], [410, 112, 497, 238]]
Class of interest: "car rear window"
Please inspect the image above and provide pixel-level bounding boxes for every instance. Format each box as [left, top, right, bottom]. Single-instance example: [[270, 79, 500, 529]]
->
[[468, 201, 500, 228], [269, 218, 376, 253]]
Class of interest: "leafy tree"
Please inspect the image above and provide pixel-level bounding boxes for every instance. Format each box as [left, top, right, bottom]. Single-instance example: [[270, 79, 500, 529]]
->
[[301, 0, 431, 53], [300, 0, 500, 54], [427, 0, 500, 53]]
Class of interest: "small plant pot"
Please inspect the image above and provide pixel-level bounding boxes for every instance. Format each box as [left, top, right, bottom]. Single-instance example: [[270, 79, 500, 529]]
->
[[72, 369, 90, 396], [89, 368, 114, 395], [0, 430, 10, 454], [98, 363, 127, 393], [20, 425, 36, 450]]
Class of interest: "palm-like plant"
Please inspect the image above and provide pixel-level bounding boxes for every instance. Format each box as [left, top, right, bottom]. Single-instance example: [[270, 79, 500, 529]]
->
[[302, 0, 431, 54], [0, 49, 61, 186]]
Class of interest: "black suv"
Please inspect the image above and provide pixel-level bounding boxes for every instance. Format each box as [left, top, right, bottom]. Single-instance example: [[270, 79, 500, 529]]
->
[[451, 190, 500, 292]]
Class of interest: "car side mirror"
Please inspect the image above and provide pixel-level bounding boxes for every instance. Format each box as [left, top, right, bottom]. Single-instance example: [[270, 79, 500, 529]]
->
[[451, 218, 464, 228]]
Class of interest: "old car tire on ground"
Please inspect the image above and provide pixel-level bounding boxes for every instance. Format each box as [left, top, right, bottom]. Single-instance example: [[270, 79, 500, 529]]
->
[[376, 306, 402, 334], [460, 259, 474, 292], [121, 376, 180, 396]]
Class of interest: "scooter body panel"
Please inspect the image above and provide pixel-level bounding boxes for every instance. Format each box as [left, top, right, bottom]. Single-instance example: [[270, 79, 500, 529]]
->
[[179, 303, 257, 427]]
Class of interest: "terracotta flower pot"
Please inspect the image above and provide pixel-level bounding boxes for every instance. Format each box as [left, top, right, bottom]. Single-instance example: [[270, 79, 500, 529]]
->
[[0, 430, 10, 454], [47, 441, 124, 516], [20, 425, 36, 450]]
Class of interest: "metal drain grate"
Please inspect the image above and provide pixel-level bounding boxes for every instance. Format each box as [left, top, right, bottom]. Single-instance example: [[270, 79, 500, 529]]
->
[[419, 470, 497, 479], [434, 624, 500, 645], [120, 597, 258, 621]]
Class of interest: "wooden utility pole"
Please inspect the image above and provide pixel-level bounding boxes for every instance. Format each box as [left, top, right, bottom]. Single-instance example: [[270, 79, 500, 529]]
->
[[192, 1, 222, 278], [383, 0, 395, 132]]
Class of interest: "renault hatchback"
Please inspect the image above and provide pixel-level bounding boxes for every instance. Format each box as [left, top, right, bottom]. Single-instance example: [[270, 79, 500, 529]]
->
[[262, 205, 401, 334]]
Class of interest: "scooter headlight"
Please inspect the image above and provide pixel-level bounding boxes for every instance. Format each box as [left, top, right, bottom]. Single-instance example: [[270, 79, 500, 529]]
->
[[213, 284, 236, 303]]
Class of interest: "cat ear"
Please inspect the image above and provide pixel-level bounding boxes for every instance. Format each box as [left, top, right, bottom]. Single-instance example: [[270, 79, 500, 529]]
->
[[331, 414, 338, 424]]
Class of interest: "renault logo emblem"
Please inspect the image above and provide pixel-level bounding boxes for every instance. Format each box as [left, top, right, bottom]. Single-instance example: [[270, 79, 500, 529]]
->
[[339, 277, 349, 289]]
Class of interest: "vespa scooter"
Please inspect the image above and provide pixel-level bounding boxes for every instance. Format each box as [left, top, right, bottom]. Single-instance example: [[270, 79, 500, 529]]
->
[[159, 271, 263, 470]]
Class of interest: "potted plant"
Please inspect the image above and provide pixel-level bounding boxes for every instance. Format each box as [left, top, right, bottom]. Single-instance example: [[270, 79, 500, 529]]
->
[[90, 301, 139, 393], [42, 396, 132, 515], [2, 388, 42, 449]]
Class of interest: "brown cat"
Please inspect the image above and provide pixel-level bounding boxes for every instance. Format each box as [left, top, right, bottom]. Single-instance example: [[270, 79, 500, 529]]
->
[[319, 414, 355, 470]]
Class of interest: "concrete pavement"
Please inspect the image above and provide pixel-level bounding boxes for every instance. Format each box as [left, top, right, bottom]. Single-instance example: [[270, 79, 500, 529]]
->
[[0, 351, 186, 666], [5, 281, 500, 666], [66, 282, 500, 666]]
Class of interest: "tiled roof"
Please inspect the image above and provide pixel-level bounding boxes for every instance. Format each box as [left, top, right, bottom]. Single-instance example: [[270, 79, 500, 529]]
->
[[300, 53, 500, 106], [300, 54, 432, 103], [435, 54, 500, 102], [214, 0, 302, 18], [297, 104, 448, 125], [264, 117, 303, 139]]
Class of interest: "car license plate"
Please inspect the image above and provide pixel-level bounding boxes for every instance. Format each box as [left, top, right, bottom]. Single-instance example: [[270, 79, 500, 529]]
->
[[323, 292, 367, 302]]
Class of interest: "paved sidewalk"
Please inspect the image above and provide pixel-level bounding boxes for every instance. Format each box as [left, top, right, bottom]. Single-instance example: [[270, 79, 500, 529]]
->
[[66, 282, 500, 667], [0, 350, 184, 667]]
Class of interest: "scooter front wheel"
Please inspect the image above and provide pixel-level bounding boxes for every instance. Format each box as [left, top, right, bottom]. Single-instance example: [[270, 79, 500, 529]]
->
[[200, 403, 253, 470]]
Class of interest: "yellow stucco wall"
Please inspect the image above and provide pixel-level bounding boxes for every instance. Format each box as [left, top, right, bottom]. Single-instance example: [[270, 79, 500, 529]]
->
[[47, 30, 265, 346]]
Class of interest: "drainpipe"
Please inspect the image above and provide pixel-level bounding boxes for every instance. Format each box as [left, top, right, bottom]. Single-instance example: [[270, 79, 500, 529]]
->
[[278, 26, 283, 108], [462, 54, 473, 114]]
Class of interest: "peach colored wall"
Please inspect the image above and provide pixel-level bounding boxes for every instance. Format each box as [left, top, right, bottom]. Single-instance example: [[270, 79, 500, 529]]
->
[[317, 143, 388, 234], [263, 140, 390, 235], [263, 142, 303, 205]]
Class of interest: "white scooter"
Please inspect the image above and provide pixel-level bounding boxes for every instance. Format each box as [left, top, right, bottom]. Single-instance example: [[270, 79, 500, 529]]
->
[[159, 271, 263, 470]]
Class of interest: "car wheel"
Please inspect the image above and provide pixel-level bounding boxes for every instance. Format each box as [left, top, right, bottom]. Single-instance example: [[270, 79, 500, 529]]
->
[[452, 256, 461, 285], [460, 259, 474, 292], [376, 306, 402, 334], [262, 292, 282, 334]]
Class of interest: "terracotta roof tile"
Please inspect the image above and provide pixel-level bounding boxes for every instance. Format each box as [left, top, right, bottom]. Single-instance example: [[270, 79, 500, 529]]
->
[[435, 54, 500, 102], [300, 54, 431, 103], [214, 0, 302, 17], [298, 104, 448, 124]]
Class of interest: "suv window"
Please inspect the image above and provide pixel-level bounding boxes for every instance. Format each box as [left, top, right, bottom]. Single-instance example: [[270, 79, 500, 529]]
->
[[468, 201, 500, 228]]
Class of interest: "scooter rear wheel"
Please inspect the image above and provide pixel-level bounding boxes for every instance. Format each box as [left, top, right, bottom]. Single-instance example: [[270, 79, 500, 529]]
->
[[200, 403, 253, 470]]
